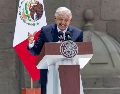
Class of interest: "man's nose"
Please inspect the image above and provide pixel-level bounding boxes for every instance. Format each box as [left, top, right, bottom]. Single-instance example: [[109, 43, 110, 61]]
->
[[61, 20, 66, 24]]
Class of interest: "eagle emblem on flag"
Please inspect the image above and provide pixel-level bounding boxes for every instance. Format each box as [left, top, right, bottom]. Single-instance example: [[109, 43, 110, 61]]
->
[[18, 0, 43, 26]]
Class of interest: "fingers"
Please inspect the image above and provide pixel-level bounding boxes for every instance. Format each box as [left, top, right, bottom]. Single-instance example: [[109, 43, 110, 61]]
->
[[28, 32, 36, 44], [33, 31, 37, 36], [28, 31, 37, 37], [28, 36, 34, 44]]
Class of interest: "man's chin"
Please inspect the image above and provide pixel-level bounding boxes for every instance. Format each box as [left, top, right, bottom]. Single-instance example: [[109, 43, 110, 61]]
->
[[59, 27, 66, 31]]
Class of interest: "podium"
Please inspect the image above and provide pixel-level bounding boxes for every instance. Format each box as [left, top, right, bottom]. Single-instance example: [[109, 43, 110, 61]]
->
[[21, 88, 41, 94], [37, 42, 93, 94]]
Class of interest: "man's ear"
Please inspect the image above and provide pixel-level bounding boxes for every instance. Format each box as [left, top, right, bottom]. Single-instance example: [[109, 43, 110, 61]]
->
[[54, 17, 56, 20], [69, 18, 72, 23], [54, 17, 57, 22]]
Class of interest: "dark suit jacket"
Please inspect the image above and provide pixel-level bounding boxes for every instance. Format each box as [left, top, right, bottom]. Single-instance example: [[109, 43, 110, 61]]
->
[[28, 24, 83, 55]]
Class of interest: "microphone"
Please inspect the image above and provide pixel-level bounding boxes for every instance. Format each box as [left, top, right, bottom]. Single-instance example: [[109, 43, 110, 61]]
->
[[58, 31, 64, 42], [65, 31, 72, 40]]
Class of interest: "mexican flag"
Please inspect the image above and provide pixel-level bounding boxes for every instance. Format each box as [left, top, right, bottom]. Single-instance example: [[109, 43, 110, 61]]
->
[[13, 0, 47, 81]]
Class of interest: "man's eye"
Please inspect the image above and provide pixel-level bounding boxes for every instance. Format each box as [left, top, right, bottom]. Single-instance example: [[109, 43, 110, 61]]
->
[[64, 19, 69, 21], [59, 19, 63, 21]]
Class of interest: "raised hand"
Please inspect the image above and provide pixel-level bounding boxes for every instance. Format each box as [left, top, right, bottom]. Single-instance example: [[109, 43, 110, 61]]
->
[[28, 32, 37, 44]]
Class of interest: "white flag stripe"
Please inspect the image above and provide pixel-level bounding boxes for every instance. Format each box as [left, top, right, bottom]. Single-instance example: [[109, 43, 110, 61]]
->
[[13, 0, 47, 47]]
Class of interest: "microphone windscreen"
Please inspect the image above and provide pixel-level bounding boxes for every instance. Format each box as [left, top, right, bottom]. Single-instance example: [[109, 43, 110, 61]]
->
[[58, 31, 63, 36], [65, 31, 71, 35], [65, 31, 71, 40]]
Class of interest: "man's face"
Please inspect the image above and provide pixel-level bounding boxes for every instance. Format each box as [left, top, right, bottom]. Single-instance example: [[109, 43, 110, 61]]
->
[[55, 14, 71, 31]]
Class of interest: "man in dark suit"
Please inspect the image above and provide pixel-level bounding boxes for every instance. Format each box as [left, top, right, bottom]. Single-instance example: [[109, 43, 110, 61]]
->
[[28, 7, 83, 94]]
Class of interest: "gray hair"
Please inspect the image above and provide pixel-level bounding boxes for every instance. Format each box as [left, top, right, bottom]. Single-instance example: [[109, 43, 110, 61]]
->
[[55, 7, 72, 19]]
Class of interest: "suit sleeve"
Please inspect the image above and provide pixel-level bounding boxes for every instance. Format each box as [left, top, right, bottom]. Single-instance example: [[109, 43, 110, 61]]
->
[[76, 30, 83, 42], [28, 28, 46, 55]]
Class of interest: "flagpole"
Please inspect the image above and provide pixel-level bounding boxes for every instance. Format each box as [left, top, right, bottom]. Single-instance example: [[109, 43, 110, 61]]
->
[[31, 78, 33, 88]]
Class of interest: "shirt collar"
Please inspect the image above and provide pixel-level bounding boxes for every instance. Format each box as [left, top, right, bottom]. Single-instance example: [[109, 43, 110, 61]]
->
[[57, 26, 68, 33]]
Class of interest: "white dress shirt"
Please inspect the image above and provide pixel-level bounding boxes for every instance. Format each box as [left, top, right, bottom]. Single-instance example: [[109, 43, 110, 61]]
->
[[57, 26, 68, 41]]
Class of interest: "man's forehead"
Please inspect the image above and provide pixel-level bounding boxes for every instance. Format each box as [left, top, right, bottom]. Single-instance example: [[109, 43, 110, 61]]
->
[[57, 14, 71, 19]]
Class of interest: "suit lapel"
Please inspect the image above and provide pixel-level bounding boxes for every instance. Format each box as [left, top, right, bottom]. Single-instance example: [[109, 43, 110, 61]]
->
[[51, 24, 59, 42], [45, 24, 59, 42], [67, 27, 78, 41]]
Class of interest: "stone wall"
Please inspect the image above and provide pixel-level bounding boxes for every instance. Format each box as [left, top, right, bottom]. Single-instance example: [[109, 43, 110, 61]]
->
[[0, 0, 20, 94]]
